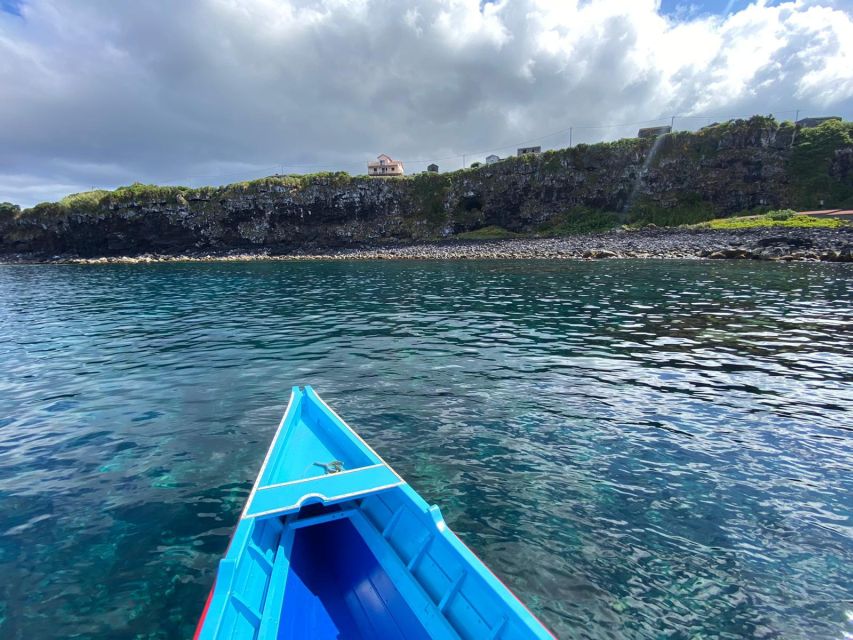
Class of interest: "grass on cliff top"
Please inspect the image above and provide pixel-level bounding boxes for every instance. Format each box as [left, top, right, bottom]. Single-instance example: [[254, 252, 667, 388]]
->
[[701, 209, 846, 230], [227, 171, 355, 191], [21, 173, 357, 215], [0, 202, 21, 217]]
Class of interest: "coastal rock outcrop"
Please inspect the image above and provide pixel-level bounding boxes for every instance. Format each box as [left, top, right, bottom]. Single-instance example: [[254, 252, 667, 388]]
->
[[1, 117, 851, 259]]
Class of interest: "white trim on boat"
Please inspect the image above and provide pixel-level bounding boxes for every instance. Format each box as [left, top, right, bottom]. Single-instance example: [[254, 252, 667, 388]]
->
[[240, 390, 296, 520], [243, 481, 403, 520], [256, 463, 386, 490]]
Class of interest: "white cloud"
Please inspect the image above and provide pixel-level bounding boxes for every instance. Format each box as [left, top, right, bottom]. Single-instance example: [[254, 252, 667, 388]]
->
[[1, 0, 851, 207]]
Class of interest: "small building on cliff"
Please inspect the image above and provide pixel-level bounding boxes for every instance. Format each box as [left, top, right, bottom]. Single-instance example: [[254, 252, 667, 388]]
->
[[368, 154, 404, 176], [517, 146, 541, 156], [638, 126, 671, 139], [427, 163, 439, 173], [486, 154, 501, 164]]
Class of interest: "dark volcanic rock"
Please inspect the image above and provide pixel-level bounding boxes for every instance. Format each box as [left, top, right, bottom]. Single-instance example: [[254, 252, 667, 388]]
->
[[1, 117, 851, 260], [756, 235, 812, 248]]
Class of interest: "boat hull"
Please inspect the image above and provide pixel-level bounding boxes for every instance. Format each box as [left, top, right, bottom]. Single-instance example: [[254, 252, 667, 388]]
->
[[195, 386, 554, 639]]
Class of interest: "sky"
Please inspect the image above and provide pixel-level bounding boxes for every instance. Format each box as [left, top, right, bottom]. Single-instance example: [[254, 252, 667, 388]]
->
[[1, 0, 852, 208]]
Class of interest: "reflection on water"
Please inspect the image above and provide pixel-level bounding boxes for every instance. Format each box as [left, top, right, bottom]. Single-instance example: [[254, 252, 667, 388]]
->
[[0, 260, 851, 639]]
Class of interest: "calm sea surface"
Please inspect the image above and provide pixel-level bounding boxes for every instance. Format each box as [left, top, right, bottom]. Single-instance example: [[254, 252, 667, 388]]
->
[[0, 260, 851, 639]]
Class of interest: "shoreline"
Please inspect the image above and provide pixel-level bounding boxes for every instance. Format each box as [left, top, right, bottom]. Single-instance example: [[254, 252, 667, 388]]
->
[[1, 227, 851, 265]]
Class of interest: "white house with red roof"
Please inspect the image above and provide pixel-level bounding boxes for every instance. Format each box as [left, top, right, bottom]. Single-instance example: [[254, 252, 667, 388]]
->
[[368, 154, 404, 176]]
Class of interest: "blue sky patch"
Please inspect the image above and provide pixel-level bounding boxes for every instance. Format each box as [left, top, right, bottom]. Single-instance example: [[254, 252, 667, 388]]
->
[[0, 0, 23, 17], [0, 0, 24, 16], [659, 0, 795, 19], [659, 0, 745, 18]]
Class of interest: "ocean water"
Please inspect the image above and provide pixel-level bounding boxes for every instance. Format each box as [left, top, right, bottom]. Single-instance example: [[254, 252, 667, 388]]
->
[[0, 259, 850, 640]]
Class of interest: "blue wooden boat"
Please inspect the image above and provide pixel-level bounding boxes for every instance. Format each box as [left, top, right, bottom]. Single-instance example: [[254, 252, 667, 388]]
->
[[194, 386, 554, 639]]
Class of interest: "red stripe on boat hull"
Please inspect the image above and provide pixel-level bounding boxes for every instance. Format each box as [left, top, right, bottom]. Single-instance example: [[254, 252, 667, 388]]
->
[[193, 578, 216, 640]]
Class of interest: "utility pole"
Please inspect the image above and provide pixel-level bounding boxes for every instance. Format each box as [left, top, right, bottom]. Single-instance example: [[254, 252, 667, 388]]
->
[[462, 154, 466, 169], [670, 115, 676, 131], [569, 127, 573, 148]]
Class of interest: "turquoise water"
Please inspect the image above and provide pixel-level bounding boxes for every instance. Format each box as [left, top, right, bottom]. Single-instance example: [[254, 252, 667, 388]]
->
[[0, 260, 851, 639]]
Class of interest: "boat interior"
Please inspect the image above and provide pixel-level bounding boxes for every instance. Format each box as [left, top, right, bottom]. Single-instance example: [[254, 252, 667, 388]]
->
[[212, 488, 529, 640], [279, 514, 430, 639]]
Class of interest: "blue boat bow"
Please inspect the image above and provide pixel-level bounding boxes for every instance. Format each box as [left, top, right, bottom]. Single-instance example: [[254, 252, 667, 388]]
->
[[195, 386, 555, 639]]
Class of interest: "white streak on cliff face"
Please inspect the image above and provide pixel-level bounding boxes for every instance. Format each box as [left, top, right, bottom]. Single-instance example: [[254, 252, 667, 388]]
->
[[0, 0, 852, 206]]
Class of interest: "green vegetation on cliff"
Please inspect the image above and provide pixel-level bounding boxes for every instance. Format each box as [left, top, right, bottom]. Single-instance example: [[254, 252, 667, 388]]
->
[[410, 172, 450, 225], [538, 208, 621, 235], [59, 190, 112, 210], [628, 196, 717, 227], [3, 116, 851, 256], [704, 210, 845, 230], [787, 120, 853, 208], [21, 173, 361, 219], [0, 202, 20, 217]]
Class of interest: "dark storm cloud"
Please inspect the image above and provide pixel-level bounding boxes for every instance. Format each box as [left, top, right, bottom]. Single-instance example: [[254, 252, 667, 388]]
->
[[1, 0, 852, 207]]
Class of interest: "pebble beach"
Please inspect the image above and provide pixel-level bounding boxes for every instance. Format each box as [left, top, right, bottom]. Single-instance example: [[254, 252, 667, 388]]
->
[[4, 226, 849, 264]]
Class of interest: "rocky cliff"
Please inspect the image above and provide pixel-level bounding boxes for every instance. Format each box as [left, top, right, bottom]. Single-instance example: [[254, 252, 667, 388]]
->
[[1, 116, 851, 258]]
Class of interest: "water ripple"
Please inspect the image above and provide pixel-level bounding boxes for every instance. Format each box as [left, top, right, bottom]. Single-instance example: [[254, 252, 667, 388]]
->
[[0, 260, 851, 639]]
